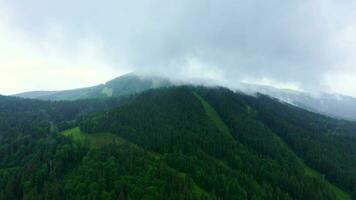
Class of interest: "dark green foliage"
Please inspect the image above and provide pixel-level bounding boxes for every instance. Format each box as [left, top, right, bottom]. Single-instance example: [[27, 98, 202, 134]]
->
[[80, 87, 354, 199], [0, 95, 129, 199], [240, 93, 356, 197], [1, 86, 355, 199]]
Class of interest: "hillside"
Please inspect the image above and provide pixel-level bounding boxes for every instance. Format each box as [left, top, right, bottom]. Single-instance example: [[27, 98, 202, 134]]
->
[[15, 73, 356, 122], [80, 86, 355, 199], [242, 84, 356, 121], [15, 73, 171, 101], [1, 86, 355, 199]]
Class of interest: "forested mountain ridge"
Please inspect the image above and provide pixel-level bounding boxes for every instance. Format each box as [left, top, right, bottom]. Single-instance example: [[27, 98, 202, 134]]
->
[[1, 86, 355, 199], [14, 72, 356, 122], [14, 73, 171, 101], [80, 86, 356, 199], [243, 84, 356, 121]]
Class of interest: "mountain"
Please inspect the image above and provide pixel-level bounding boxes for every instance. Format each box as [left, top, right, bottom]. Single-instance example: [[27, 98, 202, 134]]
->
[[15, 73, 356, 121], [240, 84, 356, 121], [15, 73, 172, 101], [1, 86, 355, 199]]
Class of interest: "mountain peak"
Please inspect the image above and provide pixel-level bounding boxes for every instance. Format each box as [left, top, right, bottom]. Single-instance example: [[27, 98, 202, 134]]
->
[[15, 73, 172, 101]]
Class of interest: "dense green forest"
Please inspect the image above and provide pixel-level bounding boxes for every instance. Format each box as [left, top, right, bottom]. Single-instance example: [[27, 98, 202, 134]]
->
[[0, 86, 355, 199]]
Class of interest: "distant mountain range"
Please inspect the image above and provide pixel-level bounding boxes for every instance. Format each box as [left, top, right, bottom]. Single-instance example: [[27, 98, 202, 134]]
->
[[241, 85, 356, 121], [15, 73, 356, 121]]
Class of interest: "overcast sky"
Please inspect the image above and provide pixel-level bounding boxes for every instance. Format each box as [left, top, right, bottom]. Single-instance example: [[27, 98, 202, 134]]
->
[[1, 0, 356, 96]]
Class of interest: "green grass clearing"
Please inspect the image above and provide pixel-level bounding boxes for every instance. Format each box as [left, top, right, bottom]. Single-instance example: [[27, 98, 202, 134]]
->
[[102, 87, 113, 97], [61, 127, 124, 148], [61, 127, 162, 159]]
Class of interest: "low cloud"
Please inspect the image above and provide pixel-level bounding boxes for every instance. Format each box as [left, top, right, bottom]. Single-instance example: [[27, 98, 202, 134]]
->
[[1, 0, 356, 96], [0, 5, 125, 94]]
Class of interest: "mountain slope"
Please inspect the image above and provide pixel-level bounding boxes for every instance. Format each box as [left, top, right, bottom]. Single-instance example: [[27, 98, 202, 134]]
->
[[15, 73, 356, 121], [1, 86, 355, 199], [15, 73, 172, 101], [198, 87, 356, 197], [80, 86, 355, 199], [243, 84, 356, 121]]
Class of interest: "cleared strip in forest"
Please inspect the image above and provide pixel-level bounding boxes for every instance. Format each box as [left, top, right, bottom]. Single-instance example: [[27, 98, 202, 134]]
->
[[193, 92, 234, 140], [193, 92, 351, 199], [270, 129, 351, 200]]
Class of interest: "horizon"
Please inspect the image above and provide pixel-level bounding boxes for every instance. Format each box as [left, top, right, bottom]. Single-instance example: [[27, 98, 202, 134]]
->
[[8, 72, 356, 100]]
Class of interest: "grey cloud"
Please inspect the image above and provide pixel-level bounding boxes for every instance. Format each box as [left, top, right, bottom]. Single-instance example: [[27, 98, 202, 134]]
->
[[4, 0, 356, 94]]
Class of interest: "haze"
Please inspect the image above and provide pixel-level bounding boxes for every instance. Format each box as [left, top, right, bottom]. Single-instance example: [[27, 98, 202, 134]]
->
[[1, 0, 356, 96]]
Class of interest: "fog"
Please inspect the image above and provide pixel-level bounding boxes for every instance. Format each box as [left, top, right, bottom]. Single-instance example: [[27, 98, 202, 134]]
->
[[1, 0, 356, 96]]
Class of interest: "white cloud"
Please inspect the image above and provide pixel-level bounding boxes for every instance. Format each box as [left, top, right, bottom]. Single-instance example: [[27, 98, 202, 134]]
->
[[1, 0, 356, 97], [0, 6, 128, 95]]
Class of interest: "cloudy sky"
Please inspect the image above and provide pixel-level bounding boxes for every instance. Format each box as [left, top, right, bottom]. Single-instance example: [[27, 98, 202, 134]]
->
[[1, 0, 356, 96]]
